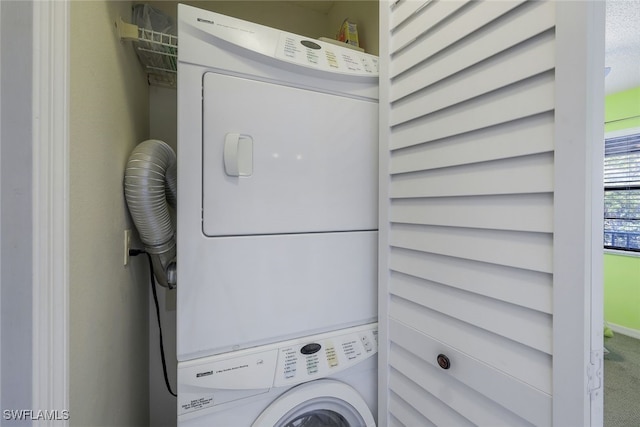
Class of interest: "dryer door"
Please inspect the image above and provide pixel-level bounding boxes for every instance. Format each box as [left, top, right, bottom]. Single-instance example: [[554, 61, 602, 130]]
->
[[252, 380, 376, 427], [202, 71, 378, 237]]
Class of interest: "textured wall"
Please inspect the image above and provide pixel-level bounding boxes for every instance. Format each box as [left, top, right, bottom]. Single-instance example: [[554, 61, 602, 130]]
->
[[69, 1, 150, 425]]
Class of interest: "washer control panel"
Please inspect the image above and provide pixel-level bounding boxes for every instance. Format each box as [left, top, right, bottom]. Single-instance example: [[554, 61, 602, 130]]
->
[[275, 325, 378, 387], [178, 323, 377, 417]]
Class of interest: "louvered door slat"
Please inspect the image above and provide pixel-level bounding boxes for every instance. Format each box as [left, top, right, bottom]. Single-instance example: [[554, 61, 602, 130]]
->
[[390, 0, 525, 77], [390, 72, 554, 149], [391, 0, 554, 101], [390, 32, 555, 126], [389, 0, 433, 32], [389, 295, 552, 393], [390, 320, 552, 426], [390, 272, 552, 353], [390, 0, 470, 54], [389, 247, 552, 313], [389, 193, 553, 233], [390, 223, 553, 272], [390, 113, 554, 174], [390, 152, 554, 198], [389, 367, 476, 427], [389, 392, 435, 427], [390, 345, 537, 427]]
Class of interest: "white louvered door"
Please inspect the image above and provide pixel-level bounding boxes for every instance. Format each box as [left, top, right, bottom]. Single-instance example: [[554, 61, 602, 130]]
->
[[378, 1, 604, 426]]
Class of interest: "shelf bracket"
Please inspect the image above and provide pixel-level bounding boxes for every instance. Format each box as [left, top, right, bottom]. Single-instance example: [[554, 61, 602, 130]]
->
[[117, 17, 139, 41]]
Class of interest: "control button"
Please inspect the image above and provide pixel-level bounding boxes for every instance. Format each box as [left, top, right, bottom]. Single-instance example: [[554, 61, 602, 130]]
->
[[301, 40, 321, 50], [283, 348, 298, 379], [325, 50, 339, 69], [341, 53, 362, 71], [326, 344, 339, 368], [371, 57, 379, 73], [342, 340, 359, 360], [301, 343, 321, 355], [306, 354, 319, 375], [306, 50, 319, 65], [360, 334, 373, 352], [361, 58, 373, 73], [284, 367, 297, 379], [283, 37, 301, 58]]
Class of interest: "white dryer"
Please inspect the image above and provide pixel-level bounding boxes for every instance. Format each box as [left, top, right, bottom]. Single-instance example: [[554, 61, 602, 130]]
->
[[177, 5, 379, 361], [178, 323, 378, 426]]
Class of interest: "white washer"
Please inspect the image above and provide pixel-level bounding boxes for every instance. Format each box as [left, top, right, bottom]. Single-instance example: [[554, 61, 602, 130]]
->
[[178, 323, 378, 426], [177, 5, 379, 361]]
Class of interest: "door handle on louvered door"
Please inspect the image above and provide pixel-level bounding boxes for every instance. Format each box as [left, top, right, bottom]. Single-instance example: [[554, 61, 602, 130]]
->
[[437, 354, 451, 370]]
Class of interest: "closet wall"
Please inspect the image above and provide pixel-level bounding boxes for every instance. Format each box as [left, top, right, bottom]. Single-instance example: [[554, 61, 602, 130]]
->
[[69, 2, 150, 425], [140, 2, 378, 425]]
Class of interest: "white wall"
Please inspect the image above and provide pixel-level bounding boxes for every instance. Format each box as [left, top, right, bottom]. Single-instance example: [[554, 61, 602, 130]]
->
[[1, 2, 33, 423], [69, 1, 150, 425]]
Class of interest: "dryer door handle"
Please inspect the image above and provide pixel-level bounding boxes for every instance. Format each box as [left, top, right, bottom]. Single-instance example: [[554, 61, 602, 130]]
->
[[224, 133, 253, 177]]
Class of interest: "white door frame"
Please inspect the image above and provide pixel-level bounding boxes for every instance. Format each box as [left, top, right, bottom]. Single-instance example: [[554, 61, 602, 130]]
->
[[0, 0, 4, 414], [31, 0, 70, 424], [553, 1, 604, 425]]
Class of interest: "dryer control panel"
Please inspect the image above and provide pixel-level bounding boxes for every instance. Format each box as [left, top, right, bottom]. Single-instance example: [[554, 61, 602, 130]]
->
[[274, 325, 378, 387], [275, 33, 379, 76], [180, 4, 378, 78]]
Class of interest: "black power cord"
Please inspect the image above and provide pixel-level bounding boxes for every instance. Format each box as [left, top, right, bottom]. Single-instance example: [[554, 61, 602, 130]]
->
[[130, 249, 177, 397]]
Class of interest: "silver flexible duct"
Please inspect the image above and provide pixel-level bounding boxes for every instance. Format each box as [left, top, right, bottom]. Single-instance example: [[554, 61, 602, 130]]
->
[[124, 139, 177, 288]]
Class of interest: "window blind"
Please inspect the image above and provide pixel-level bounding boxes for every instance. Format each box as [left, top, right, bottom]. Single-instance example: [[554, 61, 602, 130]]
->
[[604, 131, 640, 251]]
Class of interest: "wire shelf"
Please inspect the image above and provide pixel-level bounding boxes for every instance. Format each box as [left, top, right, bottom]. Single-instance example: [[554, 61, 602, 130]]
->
[[118, 18, 178, 88]]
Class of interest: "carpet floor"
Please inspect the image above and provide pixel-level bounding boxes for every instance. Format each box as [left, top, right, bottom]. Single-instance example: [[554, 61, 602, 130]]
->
[[604, 333, 640, 426]]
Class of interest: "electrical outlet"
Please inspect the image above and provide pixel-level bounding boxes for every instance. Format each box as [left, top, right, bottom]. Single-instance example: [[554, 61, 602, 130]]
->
[[124, 229, 132, 266]]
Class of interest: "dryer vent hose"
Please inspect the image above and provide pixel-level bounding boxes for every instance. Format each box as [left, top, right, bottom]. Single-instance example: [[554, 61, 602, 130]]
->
[[124, 139, 177, 289]]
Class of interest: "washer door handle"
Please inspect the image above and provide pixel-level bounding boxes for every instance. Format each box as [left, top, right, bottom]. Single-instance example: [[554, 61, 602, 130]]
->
[[224, 133, 253, 177]]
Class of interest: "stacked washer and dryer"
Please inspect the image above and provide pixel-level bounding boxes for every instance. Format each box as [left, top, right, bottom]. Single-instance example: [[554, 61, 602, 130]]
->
[[177, 5, 379, 426]]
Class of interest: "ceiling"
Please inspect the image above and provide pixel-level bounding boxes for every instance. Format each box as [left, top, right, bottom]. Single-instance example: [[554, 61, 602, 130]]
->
[[605, 0, 640, 94]]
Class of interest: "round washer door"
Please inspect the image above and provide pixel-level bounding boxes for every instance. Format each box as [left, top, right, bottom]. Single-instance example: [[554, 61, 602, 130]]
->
[[251, 379, 376, 427]]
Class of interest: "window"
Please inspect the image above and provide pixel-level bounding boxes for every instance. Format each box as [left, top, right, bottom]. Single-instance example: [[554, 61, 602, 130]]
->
[[604, 129, 640, 251]]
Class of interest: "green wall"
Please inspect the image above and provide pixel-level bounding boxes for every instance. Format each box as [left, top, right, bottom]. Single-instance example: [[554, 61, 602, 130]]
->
[[604, 253, 640, 331], [604, 85, 640, 333], [605, 86, 640, 133]]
